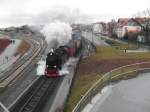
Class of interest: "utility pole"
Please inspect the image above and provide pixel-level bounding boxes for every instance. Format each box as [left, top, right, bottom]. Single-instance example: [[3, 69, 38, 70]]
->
[[91, 24, 94, 44], [91, 24, 96, 52]]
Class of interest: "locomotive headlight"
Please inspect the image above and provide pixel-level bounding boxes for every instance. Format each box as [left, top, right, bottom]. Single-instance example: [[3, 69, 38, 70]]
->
[[54, 65, 57, 68]]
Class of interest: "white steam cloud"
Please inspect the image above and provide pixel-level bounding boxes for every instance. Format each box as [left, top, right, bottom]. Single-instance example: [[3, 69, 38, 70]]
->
[[41, 21, 72, 47], [34, 6, 92, 25], [0, 5, 96, 28], [36, 60, 46, 76], [38, 6, 91, 48]]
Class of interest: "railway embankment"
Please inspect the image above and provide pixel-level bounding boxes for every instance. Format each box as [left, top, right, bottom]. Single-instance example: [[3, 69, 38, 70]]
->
[[65, 42, 150, 112]]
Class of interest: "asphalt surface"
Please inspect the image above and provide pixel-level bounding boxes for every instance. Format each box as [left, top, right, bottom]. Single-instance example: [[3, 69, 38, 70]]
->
[[91, 73, 150, 112]]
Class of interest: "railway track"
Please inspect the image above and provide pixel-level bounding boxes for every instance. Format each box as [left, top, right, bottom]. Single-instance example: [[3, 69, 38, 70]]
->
[[10, 76, 62, 112], [0, 37, 47, 90], [0, 38, 38, 81]]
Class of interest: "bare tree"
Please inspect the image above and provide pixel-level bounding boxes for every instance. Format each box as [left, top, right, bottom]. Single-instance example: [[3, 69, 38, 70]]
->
[[108, 19, 117, 38], [132, 9, 150, 44]]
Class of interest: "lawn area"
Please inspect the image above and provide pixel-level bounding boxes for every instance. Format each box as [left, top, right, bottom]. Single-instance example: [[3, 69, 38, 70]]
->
[[64, 74, 100, 112], [64, 45, 150, 112], [94, 46, 150, 60]]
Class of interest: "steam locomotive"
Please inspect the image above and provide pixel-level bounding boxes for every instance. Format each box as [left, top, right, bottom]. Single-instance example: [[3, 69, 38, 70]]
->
[[45, 31, 82, 77]]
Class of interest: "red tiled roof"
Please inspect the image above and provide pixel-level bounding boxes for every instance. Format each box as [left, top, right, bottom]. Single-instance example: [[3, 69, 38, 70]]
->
[[117, 17, 150, 27], [0, 39, 11, 54], [117, 18, 130, 27]]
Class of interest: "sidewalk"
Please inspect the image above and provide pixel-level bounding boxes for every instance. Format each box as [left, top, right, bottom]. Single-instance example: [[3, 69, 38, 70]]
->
[[126, 48, 149, 53], [0, 39, 21, 75]]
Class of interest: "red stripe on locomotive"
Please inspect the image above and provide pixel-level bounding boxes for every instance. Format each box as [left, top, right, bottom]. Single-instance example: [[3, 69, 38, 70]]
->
[[46, 69, 59, 77]]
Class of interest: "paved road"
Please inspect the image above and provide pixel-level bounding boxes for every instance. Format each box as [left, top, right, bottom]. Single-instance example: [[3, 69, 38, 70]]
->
[[91, 73, 150, 112]]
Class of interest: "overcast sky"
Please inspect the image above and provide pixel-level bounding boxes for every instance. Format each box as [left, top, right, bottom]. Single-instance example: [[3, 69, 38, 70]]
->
[[0, 0, 149, 27]]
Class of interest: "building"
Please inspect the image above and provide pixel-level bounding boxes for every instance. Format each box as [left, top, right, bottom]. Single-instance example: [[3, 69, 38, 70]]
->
[[115, 18, 142, 40]]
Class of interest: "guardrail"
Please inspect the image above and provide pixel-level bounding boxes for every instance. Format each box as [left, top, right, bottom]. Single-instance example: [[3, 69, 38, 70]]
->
[[73, 61, 150, 112], [0, 102, 9, 112]]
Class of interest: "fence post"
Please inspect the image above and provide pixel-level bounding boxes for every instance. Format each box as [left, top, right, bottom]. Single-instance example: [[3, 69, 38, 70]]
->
[[108, 72, 111, 84]]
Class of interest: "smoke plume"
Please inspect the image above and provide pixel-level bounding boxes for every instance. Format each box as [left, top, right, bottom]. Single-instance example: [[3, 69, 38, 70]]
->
[[34, 6, 92, 25], [38, 6, 93, 48], [41, 21, 72, 47]]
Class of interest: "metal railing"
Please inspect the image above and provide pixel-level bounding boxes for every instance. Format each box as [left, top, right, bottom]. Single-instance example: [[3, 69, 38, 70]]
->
[[0, 102, 9, 112], [73, 61, 150, 112]]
